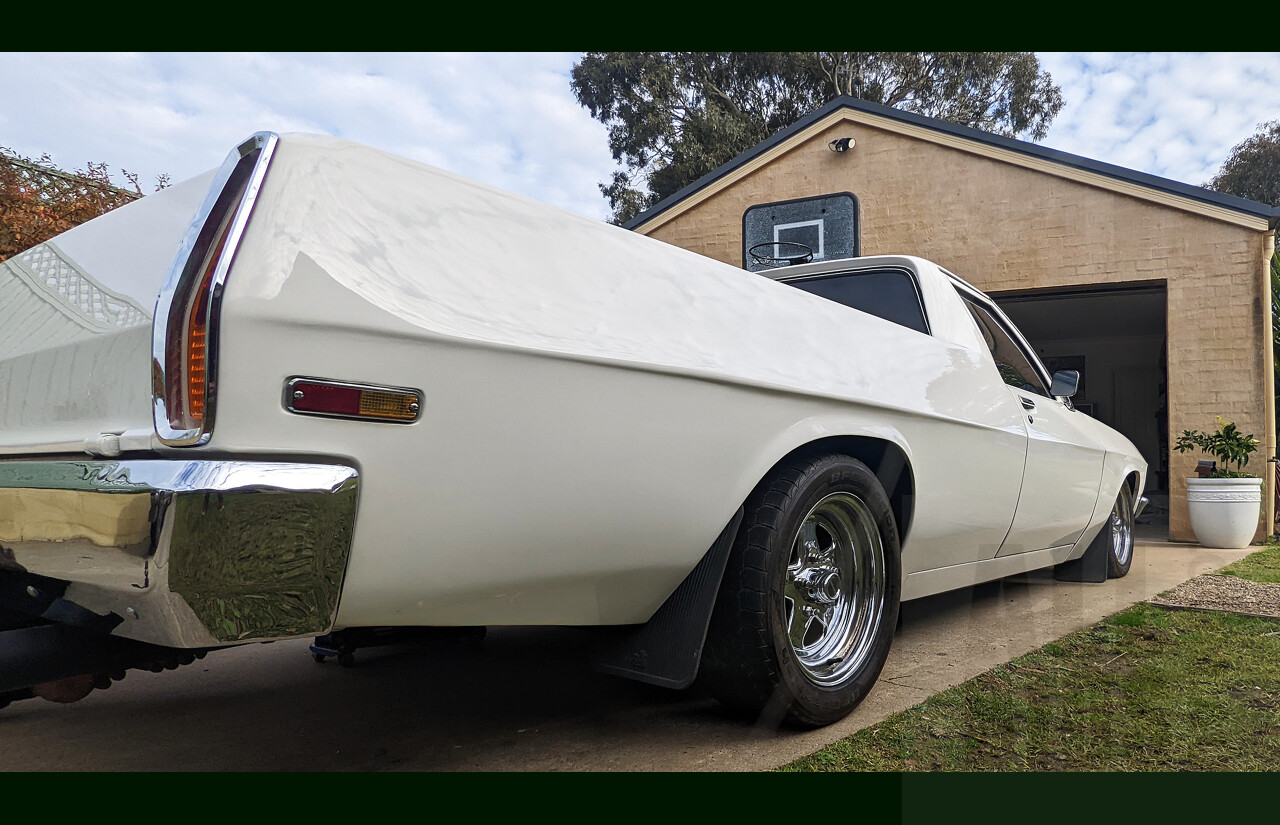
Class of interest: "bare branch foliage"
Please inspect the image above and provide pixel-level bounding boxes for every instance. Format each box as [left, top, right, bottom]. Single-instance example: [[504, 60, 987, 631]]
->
[[0, 147, 169, 262]]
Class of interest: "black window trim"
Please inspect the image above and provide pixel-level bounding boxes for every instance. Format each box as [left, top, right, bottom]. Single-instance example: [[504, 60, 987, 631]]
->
[[780, 264, 933, 337], [945, 272, 1058, 397]]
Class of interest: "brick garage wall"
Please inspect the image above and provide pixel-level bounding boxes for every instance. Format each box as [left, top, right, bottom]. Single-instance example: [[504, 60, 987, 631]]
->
[[642, 116, 1272, 542]]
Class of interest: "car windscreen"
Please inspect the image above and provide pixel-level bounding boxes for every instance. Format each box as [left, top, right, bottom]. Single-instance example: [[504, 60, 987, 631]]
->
[[784, 269, 929, 335]]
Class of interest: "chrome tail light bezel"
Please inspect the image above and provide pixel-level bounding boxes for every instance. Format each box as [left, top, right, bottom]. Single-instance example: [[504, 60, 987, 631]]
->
[[152, 131, 279, 447]]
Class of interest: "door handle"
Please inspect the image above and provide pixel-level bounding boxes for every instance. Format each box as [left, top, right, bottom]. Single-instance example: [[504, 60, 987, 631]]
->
[[1020, 397, 1036, 410]]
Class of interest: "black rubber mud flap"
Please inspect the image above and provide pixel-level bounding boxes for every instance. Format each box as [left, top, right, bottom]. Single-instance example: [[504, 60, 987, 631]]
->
[[594, 508, 744, 690], [1053, 524, 1109, 583]]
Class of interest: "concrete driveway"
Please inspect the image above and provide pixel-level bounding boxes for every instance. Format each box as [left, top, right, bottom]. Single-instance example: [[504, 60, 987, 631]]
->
[[0, 537, 1249, 771]]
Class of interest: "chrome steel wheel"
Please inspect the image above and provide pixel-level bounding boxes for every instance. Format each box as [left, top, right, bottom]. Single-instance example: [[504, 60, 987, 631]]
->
[[1108, 486, 1135, 577], [700, 453, 901, 728], [782, 492, 887, 688]]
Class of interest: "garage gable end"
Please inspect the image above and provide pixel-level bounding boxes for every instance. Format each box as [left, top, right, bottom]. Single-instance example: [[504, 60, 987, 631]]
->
[[626, 97, 1276, 235]]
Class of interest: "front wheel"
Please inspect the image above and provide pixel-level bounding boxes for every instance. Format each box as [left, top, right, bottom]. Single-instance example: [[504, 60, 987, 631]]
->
[[700, 454, 901, 728], [1106, 485, 1136, 578]]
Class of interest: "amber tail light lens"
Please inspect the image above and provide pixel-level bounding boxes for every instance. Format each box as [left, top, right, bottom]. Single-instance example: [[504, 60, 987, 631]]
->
[[154, 132, 277, 446], [165, 209, 234, 428]]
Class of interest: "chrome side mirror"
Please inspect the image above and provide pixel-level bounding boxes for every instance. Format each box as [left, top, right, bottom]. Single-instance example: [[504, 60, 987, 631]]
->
[[1050, 369, 1080, 398]]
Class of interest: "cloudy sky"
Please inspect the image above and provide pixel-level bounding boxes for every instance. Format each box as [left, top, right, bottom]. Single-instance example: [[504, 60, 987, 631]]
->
[[1, 52, 1278, 221]]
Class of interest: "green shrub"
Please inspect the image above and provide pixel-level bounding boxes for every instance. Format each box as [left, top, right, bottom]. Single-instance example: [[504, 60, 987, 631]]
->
[[1173, 416, 1260, 478]]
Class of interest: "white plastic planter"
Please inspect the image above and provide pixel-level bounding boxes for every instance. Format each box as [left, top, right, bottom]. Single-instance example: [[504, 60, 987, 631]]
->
[[1185, 477, 1263, 549]]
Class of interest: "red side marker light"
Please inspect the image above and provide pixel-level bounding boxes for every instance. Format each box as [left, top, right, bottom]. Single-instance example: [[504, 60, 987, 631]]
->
[[286, 378, 421, 423]]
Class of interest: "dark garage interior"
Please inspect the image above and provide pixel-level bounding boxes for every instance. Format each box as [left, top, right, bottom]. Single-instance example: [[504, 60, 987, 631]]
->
[[997, 284, 1170, 534]]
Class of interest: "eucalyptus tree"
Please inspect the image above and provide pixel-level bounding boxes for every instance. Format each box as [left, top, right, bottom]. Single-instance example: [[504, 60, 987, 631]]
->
[[571, 52, 1065, 224]]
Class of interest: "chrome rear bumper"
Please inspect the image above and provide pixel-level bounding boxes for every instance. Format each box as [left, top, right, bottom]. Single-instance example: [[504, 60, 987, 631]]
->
[[0, 459, 358, 648], [1135, 495, 1149, 520]]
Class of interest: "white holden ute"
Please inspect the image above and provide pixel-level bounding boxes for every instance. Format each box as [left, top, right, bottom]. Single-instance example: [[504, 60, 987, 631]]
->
[[0, 133, 1146, 726]]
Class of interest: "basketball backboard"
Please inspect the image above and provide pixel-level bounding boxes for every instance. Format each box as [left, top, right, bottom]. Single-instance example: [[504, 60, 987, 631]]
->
[[742, 192, 860, 272]]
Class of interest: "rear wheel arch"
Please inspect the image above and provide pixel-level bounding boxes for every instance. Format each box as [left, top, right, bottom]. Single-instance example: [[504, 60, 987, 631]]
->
[[600, 435, 914, 702], [757, 435, 916, 549]]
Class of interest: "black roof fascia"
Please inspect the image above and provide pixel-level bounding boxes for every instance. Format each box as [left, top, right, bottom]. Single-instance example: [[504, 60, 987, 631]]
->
[[622, 95, 1276, 230]]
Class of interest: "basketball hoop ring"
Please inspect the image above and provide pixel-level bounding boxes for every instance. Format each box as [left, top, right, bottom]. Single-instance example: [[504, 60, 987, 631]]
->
[[748, 241, 814, 268]]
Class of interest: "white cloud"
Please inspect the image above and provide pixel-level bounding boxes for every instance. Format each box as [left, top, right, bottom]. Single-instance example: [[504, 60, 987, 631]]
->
[[4, 52, 1278, 221], [1038, 52, 1280, 192], [0, 52, 616, 220]]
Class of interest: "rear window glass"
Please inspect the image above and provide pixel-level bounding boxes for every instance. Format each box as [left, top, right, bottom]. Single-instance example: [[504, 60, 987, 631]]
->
[[785, 269, 929, 335]]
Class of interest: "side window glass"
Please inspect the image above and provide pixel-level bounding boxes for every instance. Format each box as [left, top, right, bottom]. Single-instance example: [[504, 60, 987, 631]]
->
[[786, 269, 929, 335], [960, 297, 1048, 396]]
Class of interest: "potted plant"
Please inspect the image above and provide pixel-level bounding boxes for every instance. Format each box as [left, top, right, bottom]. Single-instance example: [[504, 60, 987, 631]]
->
[[1173, 416, 1262, 549]]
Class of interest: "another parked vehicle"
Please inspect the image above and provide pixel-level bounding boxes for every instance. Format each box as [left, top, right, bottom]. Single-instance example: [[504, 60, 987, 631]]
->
[[0, 133, 1146, 725]]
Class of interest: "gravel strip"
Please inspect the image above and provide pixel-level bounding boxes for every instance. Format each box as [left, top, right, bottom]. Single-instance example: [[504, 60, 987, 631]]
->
[[1151, 574, 1280, 619]]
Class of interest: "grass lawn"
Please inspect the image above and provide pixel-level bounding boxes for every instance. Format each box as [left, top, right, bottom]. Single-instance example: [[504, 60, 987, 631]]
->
[[1218, 541, 1280, 584], [780, 547, 1280, 772]]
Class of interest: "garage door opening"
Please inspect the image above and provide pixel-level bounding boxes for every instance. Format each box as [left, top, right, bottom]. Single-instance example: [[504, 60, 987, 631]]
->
[[995, 283, 1169, 539]]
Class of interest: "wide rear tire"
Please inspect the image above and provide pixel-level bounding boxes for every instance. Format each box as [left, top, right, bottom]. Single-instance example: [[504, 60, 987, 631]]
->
[[700, 453, 901, 728]]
